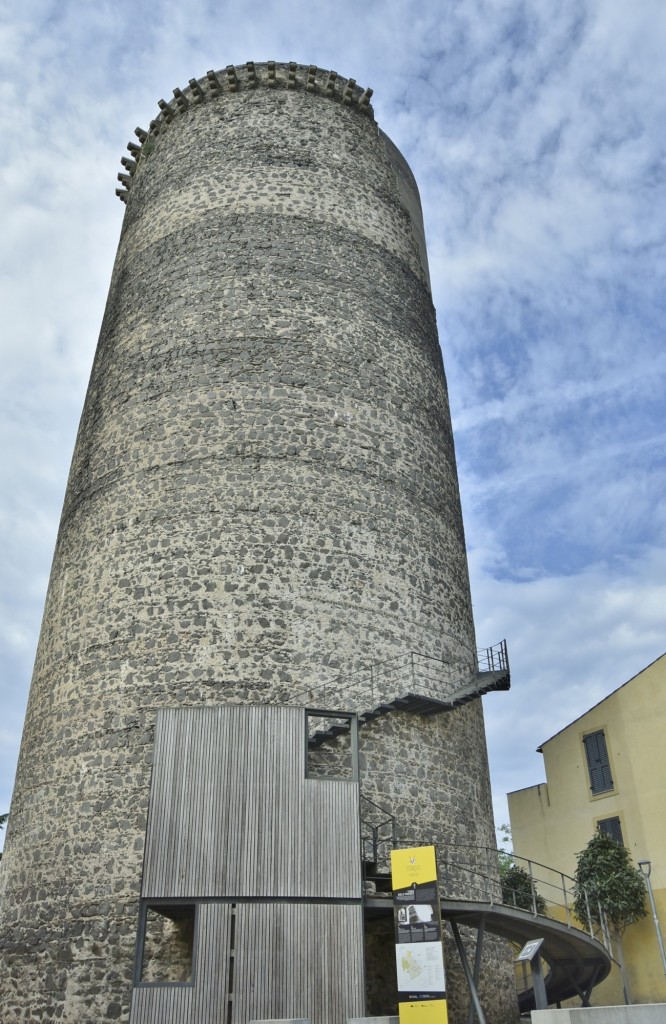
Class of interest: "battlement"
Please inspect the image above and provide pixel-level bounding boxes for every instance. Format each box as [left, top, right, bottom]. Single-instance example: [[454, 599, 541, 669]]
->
[[116, 61, 374, 202]]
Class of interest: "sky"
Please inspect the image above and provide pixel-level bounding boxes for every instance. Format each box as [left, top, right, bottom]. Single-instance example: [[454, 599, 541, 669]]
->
[[1, 0, 665, 853]]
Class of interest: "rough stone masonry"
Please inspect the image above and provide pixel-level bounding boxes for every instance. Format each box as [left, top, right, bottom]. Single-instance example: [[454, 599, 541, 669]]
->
[[0, 62, 517, 1022]]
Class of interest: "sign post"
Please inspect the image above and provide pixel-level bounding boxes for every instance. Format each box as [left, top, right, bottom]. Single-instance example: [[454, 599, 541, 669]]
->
[[515, 938, 547, 1010], [391, 846, 448, 1024]]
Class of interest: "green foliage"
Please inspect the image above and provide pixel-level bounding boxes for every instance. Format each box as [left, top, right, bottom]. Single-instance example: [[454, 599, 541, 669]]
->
[[497, 823, 513, 877], [501, 863, 548, 915], [0, 813, 7, 829], [572, 831, 647, 936], [495, 823, 547, 914], [497, 822, 512, 847]]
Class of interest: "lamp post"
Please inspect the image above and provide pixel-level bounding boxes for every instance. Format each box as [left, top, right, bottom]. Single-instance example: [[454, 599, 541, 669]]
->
[[638, 860, 666, 975]]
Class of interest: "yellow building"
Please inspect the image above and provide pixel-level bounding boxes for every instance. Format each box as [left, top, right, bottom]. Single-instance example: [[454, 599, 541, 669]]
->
[[508, 652, 666, 1006]]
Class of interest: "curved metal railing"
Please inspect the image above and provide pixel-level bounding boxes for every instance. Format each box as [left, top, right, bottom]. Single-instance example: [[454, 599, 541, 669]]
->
[[361, 814, 611, 954]]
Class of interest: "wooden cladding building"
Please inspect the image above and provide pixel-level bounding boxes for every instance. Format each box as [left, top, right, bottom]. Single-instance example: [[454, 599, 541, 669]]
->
[[130, 705, 364, 1024]]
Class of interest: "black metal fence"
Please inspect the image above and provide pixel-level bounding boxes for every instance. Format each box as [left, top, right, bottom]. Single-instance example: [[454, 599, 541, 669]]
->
[[290, 641, 508, 716]]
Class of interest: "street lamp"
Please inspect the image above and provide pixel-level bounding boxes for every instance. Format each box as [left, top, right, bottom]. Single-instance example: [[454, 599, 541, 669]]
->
[[638, 860, 666, 976]]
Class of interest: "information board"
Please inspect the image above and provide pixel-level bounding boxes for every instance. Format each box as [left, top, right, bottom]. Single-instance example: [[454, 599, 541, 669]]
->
[[391, 846, 448, 1024]]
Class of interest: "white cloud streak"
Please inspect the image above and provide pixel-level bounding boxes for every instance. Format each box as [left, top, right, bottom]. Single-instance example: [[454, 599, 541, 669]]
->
[[1, 0, 664, 853]]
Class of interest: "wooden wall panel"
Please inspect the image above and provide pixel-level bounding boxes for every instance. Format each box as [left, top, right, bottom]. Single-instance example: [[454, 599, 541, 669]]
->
[[232, 904, 365, 1024], [130, 982, 194, 1024], [305, 783, 361, 899], [130, 904, 232, 1024], [142, 706, 361, 899], [191, 904, 232, 1024], [132, 707, 364, 1024]]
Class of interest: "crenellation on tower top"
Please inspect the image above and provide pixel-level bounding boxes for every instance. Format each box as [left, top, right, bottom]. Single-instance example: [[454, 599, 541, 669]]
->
[[188, 77, 205, 102], [116, 62, 375, 201], [172, 87, 189, 112], [156, 98, 175, 122], [225, 65, 239, 92]]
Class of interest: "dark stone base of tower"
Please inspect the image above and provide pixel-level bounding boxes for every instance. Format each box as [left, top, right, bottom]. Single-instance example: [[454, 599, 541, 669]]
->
[[0, 63, 518, 1023]]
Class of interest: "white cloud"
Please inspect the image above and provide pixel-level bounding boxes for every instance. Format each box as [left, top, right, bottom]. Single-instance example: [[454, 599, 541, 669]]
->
[[1, 0, 665, 858], [475, 546, 666, 828]]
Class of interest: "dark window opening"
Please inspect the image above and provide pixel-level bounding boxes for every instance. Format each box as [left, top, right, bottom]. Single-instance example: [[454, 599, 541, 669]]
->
[[305, 710, 358, 779], [140, 903, 195, 984], [598, 816, 623, 845], [583, 730, 614, 795]]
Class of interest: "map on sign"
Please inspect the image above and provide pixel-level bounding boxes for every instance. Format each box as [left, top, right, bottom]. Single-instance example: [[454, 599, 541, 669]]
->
[[395, 942, 446, 993], [515, 938, 544, 962]]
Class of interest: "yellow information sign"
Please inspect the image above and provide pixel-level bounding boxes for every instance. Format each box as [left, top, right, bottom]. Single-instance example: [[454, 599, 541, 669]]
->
[[390, 846, 438, 891], [391, 845, 447, 1024], [399, 999, 448, 1024]]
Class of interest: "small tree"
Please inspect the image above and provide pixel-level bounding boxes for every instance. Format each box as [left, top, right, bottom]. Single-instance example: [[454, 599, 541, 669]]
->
[[572, 831, 647, 1003], [501, 863, 548, 915], [0, 812, 7, 862], [496, 824, 547, 915]]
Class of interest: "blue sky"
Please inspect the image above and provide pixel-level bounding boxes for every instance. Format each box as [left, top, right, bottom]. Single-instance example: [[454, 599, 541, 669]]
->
[[1, 0, 665, 848]]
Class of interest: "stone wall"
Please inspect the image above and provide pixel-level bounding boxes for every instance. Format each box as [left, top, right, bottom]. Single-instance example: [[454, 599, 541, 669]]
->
[[0, 63, 516, 1023]]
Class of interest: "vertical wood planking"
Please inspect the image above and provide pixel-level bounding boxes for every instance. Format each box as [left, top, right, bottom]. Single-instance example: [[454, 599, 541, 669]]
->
[[135, 705, 365, 1024], [130, 981, 194, 1023], [143, 706, 361, 899], [232, 904, 364, 1024], [192, 903, 232, 1023], [305, 780, 361, 897], [130, 904, 232, 1024]]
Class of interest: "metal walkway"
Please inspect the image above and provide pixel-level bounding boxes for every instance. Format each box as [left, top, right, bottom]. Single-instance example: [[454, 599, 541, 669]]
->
[[299, 642, 511, 748], [364, 895, 612, 1015]]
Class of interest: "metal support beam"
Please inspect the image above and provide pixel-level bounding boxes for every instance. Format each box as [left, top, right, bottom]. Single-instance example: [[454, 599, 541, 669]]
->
[[466, 917, 486, 1024], [531, 951, 548, 1010], [562, 960, 601, 1007], [450, 920, 487, 1024]]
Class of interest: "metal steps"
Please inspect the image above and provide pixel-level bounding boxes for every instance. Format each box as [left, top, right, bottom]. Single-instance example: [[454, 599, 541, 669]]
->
[[308, 666, 510, 748]]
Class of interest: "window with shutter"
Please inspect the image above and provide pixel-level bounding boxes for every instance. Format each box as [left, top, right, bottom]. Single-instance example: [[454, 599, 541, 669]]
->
[[583, 730, 614, 794], [598, 816, 623, 845]]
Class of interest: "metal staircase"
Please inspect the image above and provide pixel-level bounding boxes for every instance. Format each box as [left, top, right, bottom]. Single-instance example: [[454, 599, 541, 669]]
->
[[357, 797, 613, 1016], [299, 650, 610, 1015], [298, 641, 510, 748]]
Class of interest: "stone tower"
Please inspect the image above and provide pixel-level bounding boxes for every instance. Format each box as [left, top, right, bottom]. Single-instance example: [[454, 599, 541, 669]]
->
[[0, 63, 516, 1023]]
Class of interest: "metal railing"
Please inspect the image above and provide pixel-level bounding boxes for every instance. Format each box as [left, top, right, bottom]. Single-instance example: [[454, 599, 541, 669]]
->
[[476, 638, 509, 675], [361, 827, 612, 955], [360, 795, 397, 869], [286, 641, 509, 718]]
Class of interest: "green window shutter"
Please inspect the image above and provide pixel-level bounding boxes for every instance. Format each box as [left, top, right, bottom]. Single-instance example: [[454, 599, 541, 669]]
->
[[598, 816, 623, 845], [583, 730, 614, 794]]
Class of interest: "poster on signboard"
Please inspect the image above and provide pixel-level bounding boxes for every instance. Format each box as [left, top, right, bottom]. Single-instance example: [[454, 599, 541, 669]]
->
[[390, 846, 448, 1024], [395, 941, 446, 992], [398, 999, 448, 1024]]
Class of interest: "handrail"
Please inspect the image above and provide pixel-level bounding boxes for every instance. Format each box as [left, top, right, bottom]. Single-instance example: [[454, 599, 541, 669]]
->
[[369, 835, 611, 953], [287, 641, 509, 716], [476, 638, 509, 674], [360, 796, 397, 871]]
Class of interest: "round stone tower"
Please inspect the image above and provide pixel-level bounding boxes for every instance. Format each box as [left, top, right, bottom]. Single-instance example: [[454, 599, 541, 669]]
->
[[0, 62, 516, 1023]]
